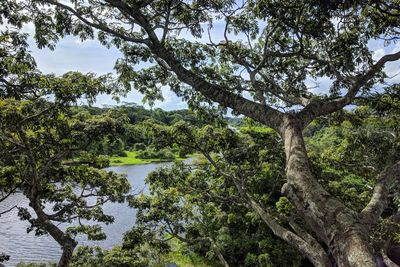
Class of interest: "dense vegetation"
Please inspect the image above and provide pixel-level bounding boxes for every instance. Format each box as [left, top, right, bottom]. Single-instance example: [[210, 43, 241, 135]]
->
[[3, 102, 400, 267], [1, 0, 400, 267], [70, 104, 206, 162]]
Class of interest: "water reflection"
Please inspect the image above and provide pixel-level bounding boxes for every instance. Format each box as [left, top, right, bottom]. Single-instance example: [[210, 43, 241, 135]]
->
[[0, 162, 172, 267]]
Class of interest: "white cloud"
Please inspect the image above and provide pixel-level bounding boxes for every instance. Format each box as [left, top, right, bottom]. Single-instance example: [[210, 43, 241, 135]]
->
[[372, 48, 385, 62], [21, 15, 400, 111], [28, 35, 121, 75], [305, 77, 332, 95], [73, 38, 97, 46], [380, 42, 400, 84]]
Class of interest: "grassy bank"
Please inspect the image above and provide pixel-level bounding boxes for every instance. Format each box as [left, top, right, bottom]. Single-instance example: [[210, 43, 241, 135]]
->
[[109, 151, 190, 166]]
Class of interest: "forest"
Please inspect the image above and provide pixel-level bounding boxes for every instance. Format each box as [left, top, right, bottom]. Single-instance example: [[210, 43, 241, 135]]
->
[[1, 1, 400, 267]]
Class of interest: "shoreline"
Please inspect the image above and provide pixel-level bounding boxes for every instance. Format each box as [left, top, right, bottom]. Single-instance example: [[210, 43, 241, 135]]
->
[[109, 150, 192, 166]]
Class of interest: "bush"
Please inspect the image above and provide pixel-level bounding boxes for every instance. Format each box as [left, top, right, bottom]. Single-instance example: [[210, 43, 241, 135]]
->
[[137, 150, 152, 159], [133, 143, 146, 151], [178, 147, 193, 158], [116, 151, 128, 157], [136, 148, 175, 160], [158, 149, 175, 160]]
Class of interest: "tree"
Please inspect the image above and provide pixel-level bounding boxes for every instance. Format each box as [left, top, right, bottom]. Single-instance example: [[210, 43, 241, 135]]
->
[[125, 113, 400, 266], [0, 29, 131, 267], [125, 122, 303, 266], [12, 0, 400, 266]]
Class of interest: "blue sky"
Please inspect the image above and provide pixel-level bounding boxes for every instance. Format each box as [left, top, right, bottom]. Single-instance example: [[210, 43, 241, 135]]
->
[[22, 19, 234, 110], [22, 21, 400, 111], [27, 34, 188, 110]]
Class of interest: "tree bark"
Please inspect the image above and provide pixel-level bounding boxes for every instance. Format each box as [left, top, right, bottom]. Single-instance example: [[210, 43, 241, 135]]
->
[[247, 197, 332, 267], [201, 144, 331, 266], [58, 240, 76, 267], [280, 116, 377, 267], [30, 198, 77, 267], [208, 237, 230, 267], [19, 126, 77, 267]]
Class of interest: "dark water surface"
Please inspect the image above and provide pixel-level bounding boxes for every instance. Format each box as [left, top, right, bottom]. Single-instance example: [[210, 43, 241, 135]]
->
[[0, 162, 172, 267]]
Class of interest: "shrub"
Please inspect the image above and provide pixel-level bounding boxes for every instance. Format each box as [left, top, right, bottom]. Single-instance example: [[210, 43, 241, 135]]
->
[[136, 148, 175, 160], [158, 149, 175, 160], [133, 143, 146, 151], [137, 150, 152, 159], [116, 151, 128, 157]]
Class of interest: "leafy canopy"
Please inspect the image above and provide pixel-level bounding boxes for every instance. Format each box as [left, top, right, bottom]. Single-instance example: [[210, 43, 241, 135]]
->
[[8, 0, 399, 128], [0, 27, 130, 264]]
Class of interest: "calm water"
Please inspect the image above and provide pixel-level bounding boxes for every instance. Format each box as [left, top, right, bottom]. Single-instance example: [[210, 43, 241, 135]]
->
[[0, 162, 173, 267]]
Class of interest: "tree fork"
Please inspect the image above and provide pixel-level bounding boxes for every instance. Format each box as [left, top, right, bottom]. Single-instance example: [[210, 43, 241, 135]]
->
[[280, 115, 377, 267]]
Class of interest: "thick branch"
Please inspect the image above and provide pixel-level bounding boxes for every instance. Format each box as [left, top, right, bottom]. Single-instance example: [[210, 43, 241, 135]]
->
[[135, 13, 284, 129], [18, 127, 76, 267], [247, 197, 331, 267], [208, 237, 230, 267], [299, 50, 400, 127], [43, 0, 284, 130], [197, 148, 331, 267], [288, 217, 324, 254], [360, 161, 400, 228]]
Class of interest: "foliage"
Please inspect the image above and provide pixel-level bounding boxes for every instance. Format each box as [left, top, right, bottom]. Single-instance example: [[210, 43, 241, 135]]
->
[[3, 0, 400, 264], [122, 123, 303, 267], [133, 143, 146, 151], [69, 241, 214, 267], [74, 105, 209, 156], [305, 107, 400, 250], [16, 0, 400, 117], [0, 28, 130, 265], [116, 150, 128, 157], [136, 147, 175, 160], [109, 149, 189, 166], [69, 246, 147, 267], [163, 239, 217, 267], [114, 111, 399, 266]]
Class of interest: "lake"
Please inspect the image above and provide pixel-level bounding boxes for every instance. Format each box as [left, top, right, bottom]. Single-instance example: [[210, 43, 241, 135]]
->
[[0, 162, 173, 267]]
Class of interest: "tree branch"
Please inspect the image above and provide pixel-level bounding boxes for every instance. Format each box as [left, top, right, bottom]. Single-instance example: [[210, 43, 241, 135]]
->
[[0, 205, 17, 216], [42, 0, 149, 44], [247, 197, 331, 267], [43, 0, 284, 130], [299, 50, 400, 127], [360, 161, 400, 228], [196, 148, 331, 267]]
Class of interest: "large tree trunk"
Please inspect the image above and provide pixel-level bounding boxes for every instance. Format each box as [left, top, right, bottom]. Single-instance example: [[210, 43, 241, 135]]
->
[[58, 240, 76, 267], [30, 198, 77, 267], [280, 117, 377, 267]]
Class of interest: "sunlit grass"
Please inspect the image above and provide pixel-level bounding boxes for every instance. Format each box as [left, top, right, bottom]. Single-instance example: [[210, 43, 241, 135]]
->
[[109, 151, 191, 166]]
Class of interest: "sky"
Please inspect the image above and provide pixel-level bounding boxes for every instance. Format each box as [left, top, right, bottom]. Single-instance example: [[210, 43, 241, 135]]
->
[[21, 18, 238, 111], [26, 33, 188, 110], [22, 20, 231, 110], [21, 17, 400, 111]]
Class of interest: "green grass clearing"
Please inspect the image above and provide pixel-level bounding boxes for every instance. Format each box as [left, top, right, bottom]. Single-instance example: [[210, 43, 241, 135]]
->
[[109, 151, 191, 166]]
